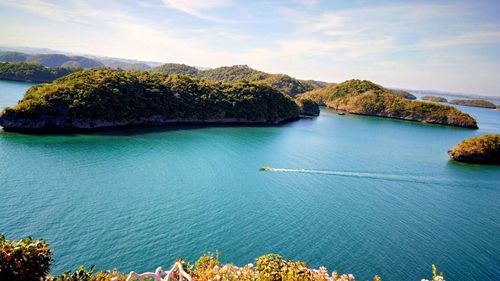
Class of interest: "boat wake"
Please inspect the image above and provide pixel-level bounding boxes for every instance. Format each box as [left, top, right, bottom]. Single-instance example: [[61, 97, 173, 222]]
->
[[260, 167, 427, 183]]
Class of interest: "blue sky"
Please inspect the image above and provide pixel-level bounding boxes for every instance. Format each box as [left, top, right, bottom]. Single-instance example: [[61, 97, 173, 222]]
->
[[1, 0, 500, 96]]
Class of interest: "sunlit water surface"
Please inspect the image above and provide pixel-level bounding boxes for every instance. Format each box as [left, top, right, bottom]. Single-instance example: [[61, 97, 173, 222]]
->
[[0, 80, 499, 280]]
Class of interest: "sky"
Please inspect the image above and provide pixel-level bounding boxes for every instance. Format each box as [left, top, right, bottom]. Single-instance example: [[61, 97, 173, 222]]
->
[[1, 0, 500, 96]]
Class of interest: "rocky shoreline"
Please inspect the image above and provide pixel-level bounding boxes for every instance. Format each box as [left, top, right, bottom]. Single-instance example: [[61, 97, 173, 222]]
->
[[0, 115, 300, 133]]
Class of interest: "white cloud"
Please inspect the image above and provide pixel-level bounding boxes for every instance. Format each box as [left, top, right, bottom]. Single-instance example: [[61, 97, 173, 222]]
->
[[422, 31, 500, 48], [1, 0, 500, 95], [161, 0, 233, 21]]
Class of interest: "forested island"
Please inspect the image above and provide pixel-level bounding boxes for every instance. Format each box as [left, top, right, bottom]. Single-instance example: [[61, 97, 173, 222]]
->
[[449, 99, 496, 109], [448, 134, 500, 164], [0, 69, 301, 132], [152, 64, 327, 96], [0, 62, 79, 82], [422, 96, 447, 102], [298, 80, 478, 128]]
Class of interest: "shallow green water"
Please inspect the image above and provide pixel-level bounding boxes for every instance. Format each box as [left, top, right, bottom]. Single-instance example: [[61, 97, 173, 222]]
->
[[0, 80, 499, 280]]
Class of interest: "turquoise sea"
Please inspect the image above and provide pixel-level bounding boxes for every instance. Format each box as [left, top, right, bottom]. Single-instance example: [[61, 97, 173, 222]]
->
[[0, 80, 499, 280]]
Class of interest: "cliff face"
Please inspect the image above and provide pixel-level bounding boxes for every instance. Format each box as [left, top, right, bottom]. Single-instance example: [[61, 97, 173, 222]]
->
[[0, 69, 301, 132], [448, 134, 500, 164], [0, 115, 292, 132]]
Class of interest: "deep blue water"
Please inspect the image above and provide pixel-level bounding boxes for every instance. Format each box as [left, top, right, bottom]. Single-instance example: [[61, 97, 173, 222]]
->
[[0, 80, 499, 280]]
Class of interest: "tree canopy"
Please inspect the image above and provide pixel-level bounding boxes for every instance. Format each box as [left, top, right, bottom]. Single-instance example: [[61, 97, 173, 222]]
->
[[0, 69, 300, 131]]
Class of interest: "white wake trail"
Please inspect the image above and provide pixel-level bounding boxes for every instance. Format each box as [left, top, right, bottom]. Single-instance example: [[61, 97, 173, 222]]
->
[[264, 168, 420, 182]]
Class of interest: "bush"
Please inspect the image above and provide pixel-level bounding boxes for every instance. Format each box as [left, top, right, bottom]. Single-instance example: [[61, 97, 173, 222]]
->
[[0, 234, 52, 281]]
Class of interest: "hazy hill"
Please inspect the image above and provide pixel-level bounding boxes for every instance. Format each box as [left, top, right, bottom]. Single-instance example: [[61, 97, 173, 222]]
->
[[0, 51, 104, 68], [0, 62, 78, 83]]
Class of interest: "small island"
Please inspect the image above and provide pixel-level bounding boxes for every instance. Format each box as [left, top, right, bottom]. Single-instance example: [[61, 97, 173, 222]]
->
[[388, 89, 416, 100], [448, 134, 500, 164], [422, 96, 447, 102], [300, 79, 478, 128], [0, 69, 301, 132], [449, 99, 496, 109]]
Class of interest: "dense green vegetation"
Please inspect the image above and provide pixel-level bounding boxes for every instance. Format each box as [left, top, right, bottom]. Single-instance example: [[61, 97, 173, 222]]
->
[[448, 134, 500, 164], [0, 69, 300, 131], [301, 80, 477, 128], [295, 97, 320, 116], [0, 51, 104, 68], [449, 99, 496, 109], [0, 234, 52, 281], [152, 63, 200, 76], [422, 96, 447, 102], [0, 62, 79, 82], [387, 89, 416, 100], [152, 64, 326, 96]]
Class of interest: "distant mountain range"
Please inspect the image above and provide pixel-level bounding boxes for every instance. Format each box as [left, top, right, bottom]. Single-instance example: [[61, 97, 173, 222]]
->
[[0, 46, 497, 101], [0, 46, 164, 70], [410, 90, 500, 102]]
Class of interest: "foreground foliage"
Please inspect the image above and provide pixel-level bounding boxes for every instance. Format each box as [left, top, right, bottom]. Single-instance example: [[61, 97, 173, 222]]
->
[[1, 235, 448, 281], [300, 80, 477, 128], [0, 62, 79, 82], [191, 253, 354, 281], [448, 134, 500, 164], [0, 234, 52, 281], [0, 69, 300, 131], [449, 99, 496, 109]]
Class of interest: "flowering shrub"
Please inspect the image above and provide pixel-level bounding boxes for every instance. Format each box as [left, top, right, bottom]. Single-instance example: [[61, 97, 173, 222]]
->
[[192, 253, 355, 281], [0, 234, 52, 281], [0, 234, 446, 281]]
